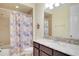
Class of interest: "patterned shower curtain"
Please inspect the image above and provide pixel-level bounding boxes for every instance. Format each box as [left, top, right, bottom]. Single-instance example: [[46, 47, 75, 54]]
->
[[10, 11, 33, 55]]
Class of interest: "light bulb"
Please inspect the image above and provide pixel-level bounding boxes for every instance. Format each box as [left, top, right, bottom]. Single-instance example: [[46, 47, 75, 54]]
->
[[45, 3, 49, 8], [16, 6, 19, 8], [49, 5, 54, 9], [55, 3, 60, 7]]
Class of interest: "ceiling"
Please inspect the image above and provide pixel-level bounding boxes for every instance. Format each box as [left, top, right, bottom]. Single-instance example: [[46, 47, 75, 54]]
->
[[0, 3, 33, 13]]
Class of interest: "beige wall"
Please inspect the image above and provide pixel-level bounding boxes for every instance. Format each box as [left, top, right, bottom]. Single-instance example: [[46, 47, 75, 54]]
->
[[0, 9, 10, 48], [48, 15, 52, 36], [52, 4, 70, 38], [35, 4, 44, 39], [45, 14, 52, 36]]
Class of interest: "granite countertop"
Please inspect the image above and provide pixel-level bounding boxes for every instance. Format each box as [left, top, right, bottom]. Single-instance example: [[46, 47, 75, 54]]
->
[[33, 39, 79, 56]]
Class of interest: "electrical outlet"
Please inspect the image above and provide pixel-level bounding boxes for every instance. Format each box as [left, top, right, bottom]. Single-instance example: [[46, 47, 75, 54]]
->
[[70, 35, 72, 37]]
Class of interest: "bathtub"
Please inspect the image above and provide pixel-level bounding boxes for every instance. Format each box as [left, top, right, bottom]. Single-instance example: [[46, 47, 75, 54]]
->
[[0, 47, 33, 56], [20, 47, 33, 56], [0, 48, 10, 56]]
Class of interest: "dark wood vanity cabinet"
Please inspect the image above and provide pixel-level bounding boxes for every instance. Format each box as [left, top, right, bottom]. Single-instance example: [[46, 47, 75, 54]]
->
[[40, 44, 53, 56], [33, 42, 40, 56], [33, 47, 39, 56], [33, 42, 70, 56], [53, 50, 70, 56]]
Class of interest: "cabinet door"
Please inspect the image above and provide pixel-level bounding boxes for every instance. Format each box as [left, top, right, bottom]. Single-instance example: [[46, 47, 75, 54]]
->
[[33, 42, 39, 48], [40, 45, 53, 55], [40, 51, 49, 56], [33, 47, 39, 56]]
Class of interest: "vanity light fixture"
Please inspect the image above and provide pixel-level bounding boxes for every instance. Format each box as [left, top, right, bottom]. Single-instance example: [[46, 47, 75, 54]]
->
[[45, 3, 54, 10], [49, 4, 54, 9], [54, 3, 60, 7], [16, 6, 19, 8], [45, 3, 64, 10], [45, 3, 49, 8]]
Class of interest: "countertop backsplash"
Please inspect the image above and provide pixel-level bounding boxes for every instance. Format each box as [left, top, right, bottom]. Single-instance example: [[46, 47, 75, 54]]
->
[[44, 36, 79, 45]]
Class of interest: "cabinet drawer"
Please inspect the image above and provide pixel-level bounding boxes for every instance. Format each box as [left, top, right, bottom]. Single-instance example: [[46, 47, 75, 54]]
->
[[33, 42, 39, 48], [40, 51, 49, 56], [40, 45, 53, 55]]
